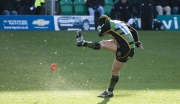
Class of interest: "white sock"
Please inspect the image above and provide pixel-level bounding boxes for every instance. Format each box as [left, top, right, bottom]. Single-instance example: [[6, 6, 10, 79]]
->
[[106, 89, 113, 94]]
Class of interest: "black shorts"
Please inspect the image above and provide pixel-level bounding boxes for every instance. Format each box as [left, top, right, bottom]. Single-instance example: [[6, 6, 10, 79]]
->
[[116, 48, 135, 63]]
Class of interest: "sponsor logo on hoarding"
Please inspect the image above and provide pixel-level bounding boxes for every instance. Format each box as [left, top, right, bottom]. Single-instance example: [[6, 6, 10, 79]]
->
[[32, 19, 50, 26], [161, 17, 178, 29], [157, 16, 180, 30]]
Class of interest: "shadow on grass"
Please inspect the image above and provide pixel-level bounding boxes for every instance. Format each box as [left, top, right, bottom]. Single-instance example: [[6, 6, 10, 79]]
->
[[115, 94, 131, 97], [98, 98, 110, 104], [97, 94, 131, 104]]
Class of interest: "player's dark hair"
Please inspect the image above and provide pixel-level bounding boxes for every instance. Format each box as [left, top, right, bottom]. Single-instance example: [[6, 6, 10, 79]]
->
[[98, 15, 110, 26]]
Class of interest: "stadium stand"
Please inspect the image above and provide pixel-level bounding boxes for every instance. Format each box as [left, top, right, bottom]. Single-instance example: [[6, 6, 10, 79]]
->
[[74, 0, 87, 15], [104, 0, 114, 16], [59, 0, 73, 15]]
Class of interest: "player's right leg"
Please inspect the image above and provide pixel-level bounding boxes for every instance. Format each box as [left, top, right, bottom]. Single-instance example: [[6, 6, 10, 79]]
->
[[99, 39, 117, 53], [76, 30, 101, 50], [76, 29, 85, 46], [76, 30, 118, 52]]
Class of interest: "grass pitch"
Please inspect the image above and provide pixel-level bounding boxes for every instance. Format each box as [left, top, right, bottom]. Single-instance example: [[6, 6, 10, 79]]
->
[[0, 30, 180, 104]]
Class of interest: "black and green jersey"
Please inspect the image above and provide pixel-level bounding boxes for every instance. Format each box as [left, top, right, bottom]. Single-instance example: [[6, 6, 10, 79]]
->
[[98, 20, 137, 49]]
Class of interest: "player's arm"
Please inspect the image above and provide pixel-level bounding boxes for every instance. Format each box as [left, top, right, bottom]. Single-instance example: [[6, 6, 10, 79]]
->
[[127, 25, 138, 42], [98, 21, 111, 37], [127, 25, 143, 49]]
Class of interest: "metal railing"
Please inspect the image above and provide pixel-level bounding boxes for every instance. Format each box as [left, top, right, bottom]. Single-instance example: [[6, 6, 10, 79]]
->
[[45, 0, 59, 15]]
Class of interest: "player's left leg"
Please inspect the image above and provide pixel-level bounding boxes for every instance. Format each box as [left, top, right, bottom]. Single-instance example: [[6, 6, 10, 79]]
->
[[97, 48, 134, 98], [96, 40, 127, 98], [97, 59, 125, 98]]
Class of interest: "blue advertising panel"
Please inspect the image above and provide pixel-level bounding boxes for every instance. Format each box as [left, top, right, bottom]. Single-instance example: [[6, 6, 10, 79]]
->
[[157, 15, 180, 30], [0, 16, 55, 30]]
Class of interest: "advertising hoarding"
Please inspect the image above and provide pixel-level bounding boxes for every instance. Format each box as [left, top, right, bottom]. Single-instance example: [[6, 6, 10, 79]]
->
[[54, 16, 95, 31], [0, 15, 180, 30], [0, 16, 55, 30]]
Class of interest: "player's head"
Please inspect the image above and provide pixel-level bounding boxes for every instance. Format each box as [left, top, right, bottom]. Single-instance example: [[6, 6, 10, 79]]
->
[[98, 15, 110, 26]]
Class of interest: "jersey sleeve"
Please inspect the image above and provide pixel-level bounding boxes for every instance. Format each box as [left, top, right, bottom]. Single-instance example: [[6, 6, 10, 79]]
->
[[127, 25, 139, 42]]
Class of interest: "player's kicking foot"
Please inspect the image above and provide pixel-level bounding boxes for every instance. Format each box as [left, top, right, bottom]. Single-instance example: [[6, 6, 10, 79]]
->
[[97, 90, 113, 98], [76, 29, 85, 46]]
